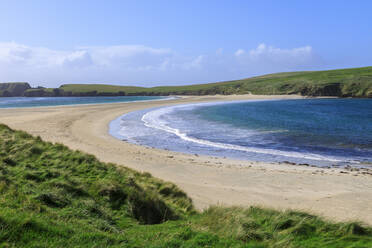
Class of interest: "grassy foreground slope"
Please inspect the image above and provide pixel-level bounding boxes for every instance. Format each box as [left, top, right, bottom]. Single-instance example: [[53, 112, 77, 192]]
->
[[1, 124, 372, 247], [21, 66, 372, 97]]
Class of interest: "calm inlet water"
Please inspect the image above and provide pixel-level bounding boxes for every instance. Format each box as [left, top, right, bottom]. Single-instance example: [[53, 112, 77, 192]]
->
[[111, 99, 372, 167], [0, 96, 170, 108]]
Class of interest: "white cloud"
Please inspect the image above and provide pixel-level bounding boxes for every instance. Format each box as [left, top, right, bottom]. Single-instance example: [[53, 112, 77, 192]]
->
[[62, 50, 93, 68], [230, 43, 318, 75], [0, 42, 321, 87], [235, 49, 245, 56], [248, 43, 313, 62], [80, 45, 172, 68], [183, 55, 204, 70]]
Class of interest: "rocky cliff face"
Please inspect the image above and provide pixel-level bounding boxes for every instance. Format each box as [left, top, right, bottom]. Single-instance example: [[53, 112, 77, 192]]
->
[[0, 82, 31, 97], [299, 83, 343, 97]]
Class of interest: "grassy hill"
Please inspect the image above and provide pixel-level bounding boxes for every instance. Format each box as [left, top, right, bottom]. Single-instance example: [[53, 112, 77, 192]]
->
[[20, 66, 372, 97], [1, 66, 371, 97], [1, 124, 372, 247]]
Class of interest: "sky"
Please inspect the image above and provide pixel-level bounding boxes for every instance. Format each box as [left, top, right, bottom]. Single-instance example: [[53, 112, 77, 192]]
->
[[0, 0, 371, 88]]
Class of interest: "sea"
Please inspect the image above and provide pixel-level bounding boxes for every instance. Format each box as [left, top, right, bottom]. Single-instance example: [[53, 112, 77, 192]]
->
[[110, 98, 372, 168], [0, 96, 171, 108]]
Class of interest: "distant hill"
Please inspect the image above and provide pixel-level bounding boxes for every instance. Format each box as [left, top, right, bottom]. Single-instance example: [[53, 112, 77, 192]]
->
[[0, 82, 31, 97], [2, 66, 372, 97]]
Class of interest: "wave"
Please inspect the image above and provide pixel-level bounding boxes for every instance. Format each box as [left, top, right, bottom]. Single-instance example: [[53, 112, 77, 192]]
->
[[141, 103, 350, 163]]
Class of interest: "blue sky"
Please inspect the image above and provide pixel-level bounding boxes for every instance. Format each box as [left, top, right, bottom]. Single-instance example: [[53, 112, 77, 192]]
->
[[0, 0, 371, 87]]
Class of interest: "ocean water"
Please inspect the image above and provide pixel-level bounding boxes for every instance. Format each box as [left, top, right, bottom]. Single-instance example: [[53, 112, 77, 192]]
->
[[0, 96, 170, 108], [110, 99, 372, 168]]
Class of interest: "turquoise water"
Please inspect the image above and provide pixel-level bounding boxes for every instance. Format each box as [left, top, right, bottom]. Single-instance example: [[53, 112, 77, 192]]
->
[[112, 99, 372, 167], [0, 96, 170, 108]]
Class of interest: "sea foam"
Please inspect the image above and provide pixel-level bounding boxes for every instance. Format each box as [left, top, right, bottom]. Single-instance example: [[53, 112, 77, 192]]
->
[[141, 102, 346, 163]]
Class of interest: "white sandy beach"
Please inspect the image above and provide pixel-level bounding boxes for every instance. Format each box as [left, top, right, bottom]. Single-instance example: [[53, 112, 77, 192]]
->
[[1, 94, 371, 225]]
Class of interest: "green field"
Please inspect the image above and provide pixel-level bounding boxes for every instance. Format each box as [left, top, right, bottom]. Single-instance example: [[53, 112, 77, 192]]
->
[[1, 66, 372, 97], [1, 124, 372, 247], [20, 66, 372, 97]]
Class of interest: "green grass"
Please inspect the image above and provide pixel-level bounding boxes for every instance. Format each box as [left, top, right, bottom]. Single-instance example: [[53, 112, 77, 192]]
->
[[20, 66, 372, 97], [58, 84, 148, 96], [0, 124, 372, 247], [192, 206, 372, 248]]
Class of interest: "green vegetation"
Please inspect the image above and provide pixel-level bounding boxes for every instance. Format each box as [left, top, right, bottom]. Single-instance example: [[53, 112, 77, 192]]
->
[[25, 66, 372, 97], [1, 124, 372, 247], [2, 66, 372, 98], [24, 84, 148, 97]]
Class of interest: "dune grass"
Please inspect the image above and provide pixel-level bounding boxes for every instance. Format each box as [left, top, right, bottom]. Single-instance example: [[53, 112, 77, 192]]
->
[[0, 123, 371, 247], [192, 206, 372, 248]]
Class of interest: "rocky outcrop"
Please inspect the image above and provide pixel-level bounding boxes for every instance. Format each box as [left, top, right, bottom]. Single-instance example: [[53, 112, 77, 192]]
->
[[0, 82, 31, 97], [299, 83, 342, 97]]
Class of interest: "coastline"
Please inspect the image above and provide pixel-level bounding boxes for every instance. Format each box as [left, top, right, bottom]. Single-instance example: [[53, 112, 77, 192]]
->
[[0, 94, 371, 225], [110, 98, 371, 167], [0, 95, 177, 109]]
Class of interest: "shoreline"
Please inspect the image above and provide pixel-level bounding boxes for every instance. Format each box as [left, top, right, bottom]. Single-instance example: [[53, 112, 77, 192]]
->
[[0, 95, 178, 109], [109, 98, 370, 168], [1, 94, 372, 225]]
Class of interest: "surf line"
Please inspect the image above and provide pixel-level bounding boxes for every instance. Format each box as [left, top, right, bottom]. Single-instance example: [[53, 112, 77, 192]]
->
[[141, 103, 344, 163]]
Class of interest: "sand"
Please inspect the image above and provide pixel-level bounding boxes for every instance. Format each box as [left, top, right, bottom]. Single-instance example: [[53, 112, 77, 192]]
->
[[1, 94, 371, 225]]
